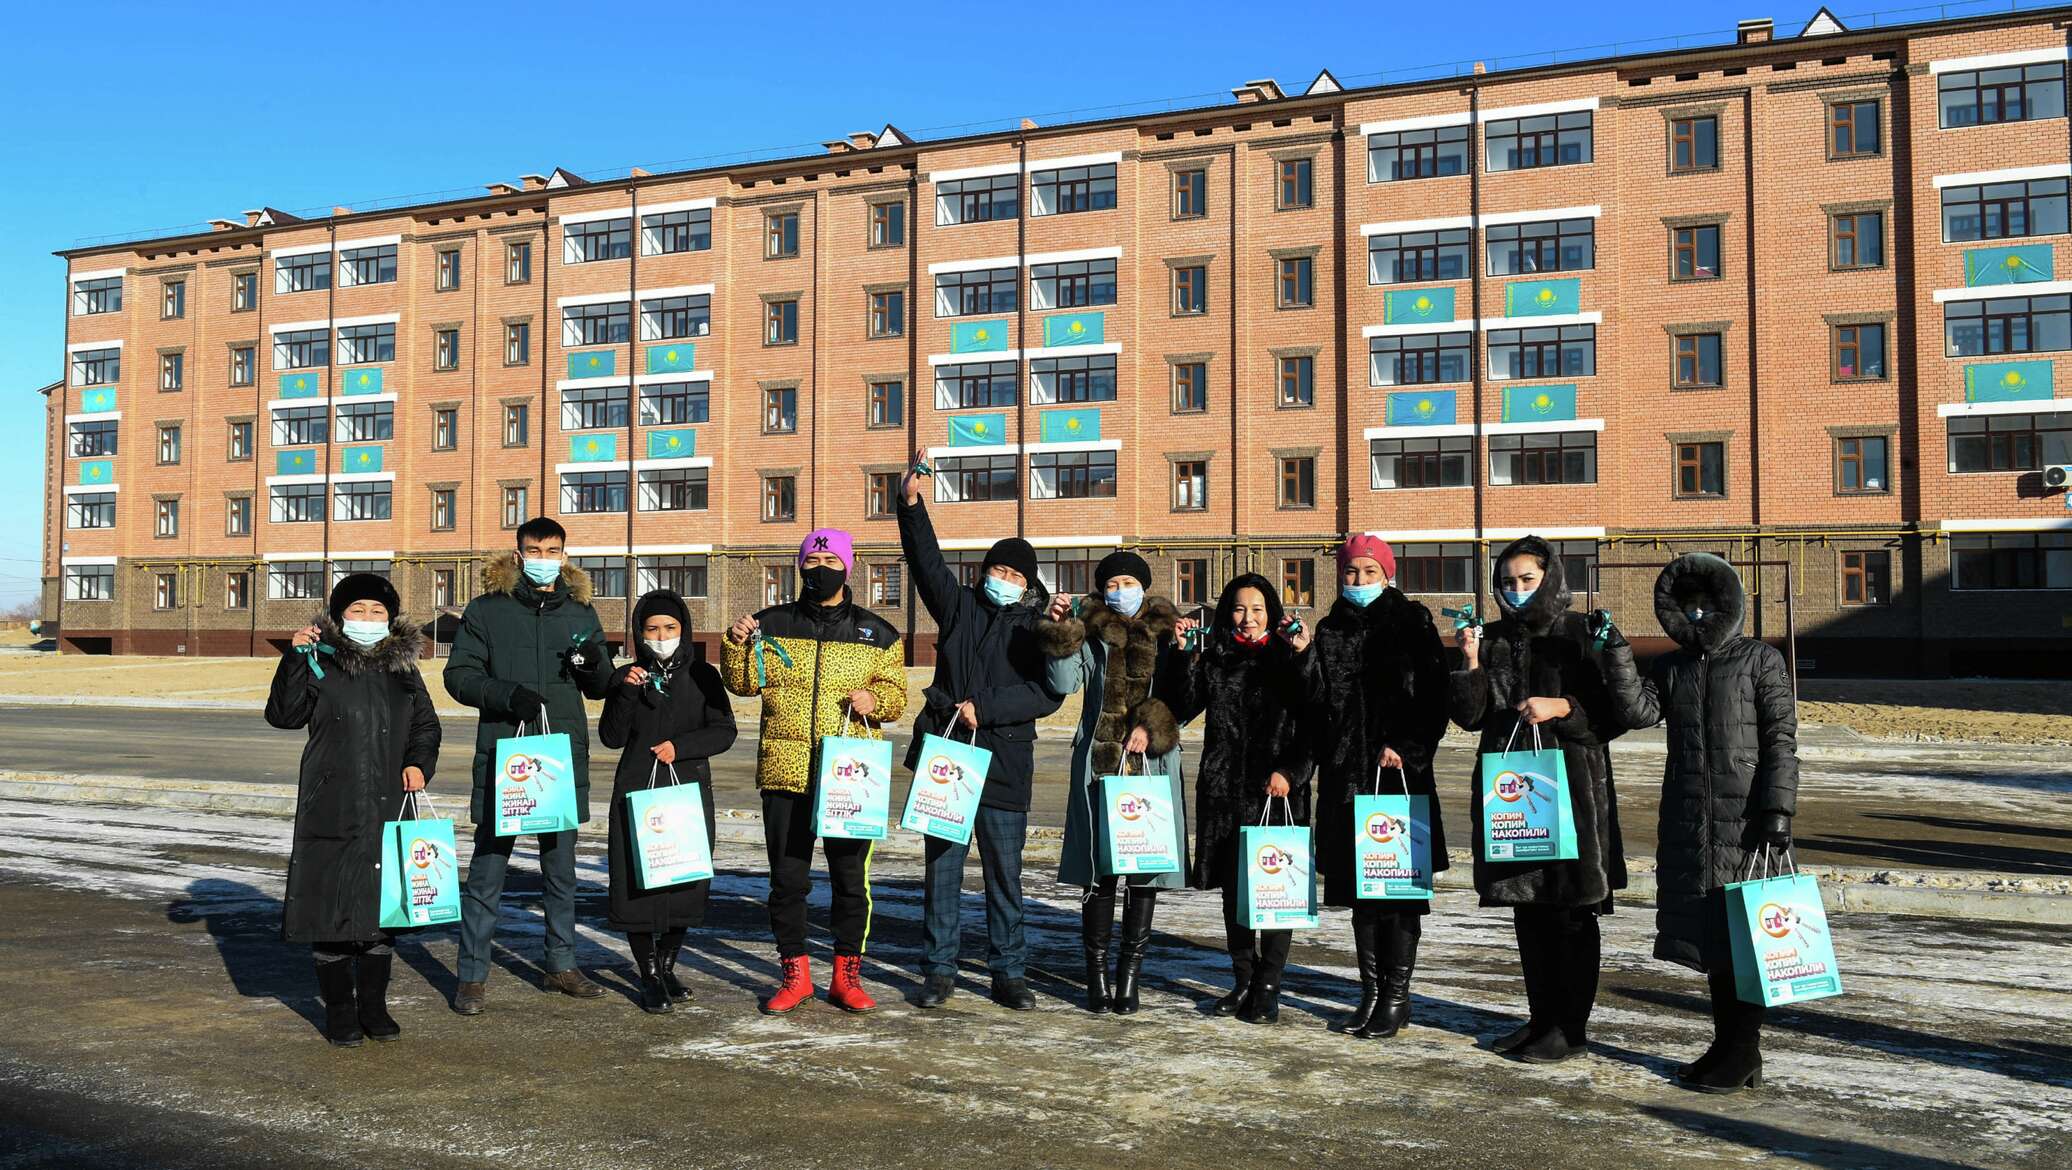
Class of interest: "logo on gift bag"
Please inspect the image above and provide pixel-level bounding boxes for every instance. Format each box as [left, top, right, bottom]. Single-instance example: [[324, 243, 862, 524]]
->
[[1364, 811, 1405, 844], [409, 837, 441, 870], [1492, 770, 1533, 802], [504, 754, 547, 785], [927, 755, 963, 786], [1117, 793, 1152, 822], [645, 806, 672, 835], [1256, 844, 1293, 876], [833, 756, 870, 784]]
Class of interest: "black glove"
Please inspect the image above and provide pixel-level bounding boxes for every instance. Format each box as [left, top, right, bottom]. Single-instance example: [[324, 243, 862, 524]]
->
[[1747, 812, 1792, 850], [508, 686, 545, 723], [564, 644, 594, 673]]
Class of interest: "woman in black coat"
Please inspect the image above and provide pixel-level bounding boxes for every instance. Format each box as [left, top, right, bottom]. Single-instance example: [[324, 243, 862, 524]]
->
[[1605, 553, 1798, 1093], [1165, 573, 1313, 1025], [264, 573, 441, 1048], [1306, 536, 1449, 1039], [600, 590, 738, 1014], [1451, 536, 1631, 1064]]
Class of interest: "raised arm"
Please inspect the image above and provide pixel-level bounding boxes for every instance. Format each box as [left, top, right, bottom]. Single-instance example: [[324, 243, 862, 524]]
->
[[264, 647, 320, 730], [895, 492, 967, 627]]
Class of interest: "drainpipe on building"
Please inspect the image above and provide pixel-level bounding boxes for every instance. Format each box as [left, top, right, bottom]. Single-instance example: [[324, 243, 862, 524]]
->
[[1467, 83, 1486, 575], [1015, 132, 1028, 541], [250, 234, 265, 656], [1742, 86, 1763, 641], [51, 266, 67, 651], [904, 168, 920, 665], [320, 220, 337, 590], [625, 182, 640, 651]]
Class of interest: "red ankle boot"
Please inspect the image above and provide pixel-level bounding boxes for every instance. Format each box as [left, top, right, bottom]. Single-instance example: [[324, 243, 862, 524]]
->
[[829, 954, 877, 1013], [761, 955, 815, 1015]]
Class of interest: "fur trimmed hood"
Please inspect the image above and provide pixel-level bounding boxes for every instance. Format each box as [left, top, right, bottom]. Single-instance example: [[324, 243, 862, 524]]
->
[[482, 549, 595, 606], [1654, 553, 1745, 654], [311, 612, 425, 675], [1491, 535, 1572, 635]]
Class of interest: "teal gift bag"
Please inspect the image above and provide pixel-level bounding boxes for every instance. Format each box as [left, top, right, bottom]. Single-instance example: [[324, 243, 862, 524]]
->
[[625, 762, 714, 889], [900, 725, 992, 845], [816, 714, 894, 841], [1239, 796, 1319, 930], [1355, 767, 1434, 900], [378, 792, 460, 929], [493, 713, 579, 836], [1478, 722, 1578, 862], [1094, 757, 1182, 876], [1727, 847, 1844, 1008]]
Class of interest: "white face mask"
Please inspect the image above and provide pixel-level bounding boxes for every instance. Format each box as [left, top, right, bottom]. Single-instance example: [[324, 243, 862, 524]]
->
[[341, 618, 389, 647], [643, 637, 681, 659]]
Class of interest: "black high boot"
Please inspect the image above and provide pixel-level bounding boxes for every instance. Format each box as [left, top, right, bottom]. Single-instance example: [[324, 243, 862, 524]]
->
[[1684, 968, 1765, 1092], [1216, 892, 1255, 1016], [1081, 885, 1117, 1014], [315, 957, 363, 1048], [1112, 888, 1157, 1015], [1677, 967, 1738, 1080], [657, 929, 692, 1003], [355, 951, 401, 1042], [1341, 913, 1381, 1034], [1558, 911, 1602, 1053], [1358, 915, 1419, 1039], [1238, 931, 1289, 1025], [1494, 909, 1554, 1053], [632, 934, 670, 1015]]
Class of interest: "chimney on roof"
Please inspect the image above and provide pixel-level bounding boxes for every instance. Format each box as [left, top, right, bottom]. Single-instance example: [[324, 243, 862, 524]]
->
[[485, 182, 519, 196], [1738, 18, 1773, 44], [629, 166, 650, 177], [1019, 118, 1038, 130], [208, 218, 239, 232], [519, 173, 549, 191], [332, 206, 352, 216], [242, 209, 265, 228], [1473, 61, 1486, 75], [848, 131, 876, 150], [1232, 78, 1286, 104], [822, 139, 855, 154]]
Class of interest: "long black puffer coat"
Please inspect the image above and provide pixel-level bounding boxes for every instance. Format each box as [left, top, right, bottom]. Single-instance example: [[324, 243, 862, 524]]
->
[[1605, 553, 1800, 971], [265, 614, 442, 944], [1450, 536, 1632, 911]]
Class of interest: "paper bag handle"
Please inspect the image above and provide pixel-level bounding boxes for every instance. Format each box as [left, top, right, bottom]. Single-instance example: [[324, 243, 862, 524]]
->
[[646, 757, 682, 790]]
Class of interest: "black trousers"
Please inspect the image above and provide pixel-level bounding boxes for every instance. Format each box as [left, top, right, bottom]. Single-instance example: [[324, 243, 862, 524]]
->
[[1513, 905, 1601, 1044], [1220, 885, 1291, 977], [763, 790, 873, 959]]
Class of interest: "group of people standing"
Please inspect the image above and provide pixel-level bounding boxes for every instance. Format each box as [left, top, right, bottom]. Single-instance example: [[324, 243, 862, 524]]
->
[[265, 452, 1800, 1096]]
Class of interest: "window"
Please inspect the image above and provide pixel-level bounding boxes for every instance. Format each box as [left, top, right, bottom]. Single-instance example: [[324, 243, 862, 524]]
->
[[73, 276, 122, 315], [1277, 158, 1313, 209], [1675, 441, 1726, 497], [640, 380, 711, 425], [866, 563, 903, 607], [935, 360, 1017, 409], [506, 239, 533, 283], [868, 380, 903, 428], [1172, 459, 1207, 510], [66, 492, 114, 529], [161, 280, 185, 319], [1942, 178, 2070, 242], [1367, 124, 1469, 182], [1173, 361, 1208, 412], [866, 472, 900, 519], [1395, 542, 1477, 594], [1672, 224, 1721, 280], [1939, 61, 2066, 128], [230, 345, 255, 386], [638, 467, 710, 512], [72, 347, 120, 385], [502, 403, 529, 447], [1836, 435, 1890, 493], [435, 328, 460, 371], [1277, 355, 1314, 406], [232, 271, 257, 311], [1371, 435, 1472, 489], [1830, 100, 1881, 158], [335, 401, 394, 442], [1030, 354, 1116, 404], [577, 557, 629, 599], [765, 299, 799, 345], [160, 352, 183, 391], [1674, 333, 1723, 388], [1946, 294, 2072, 356], [228, 419, 252, 461], [1488, 219, 1595, 276], [432, 569, 454, 609], [1834, 323, 1888, 380], [1951, 532, 2072, 589], [154, 497, 179, 536], [1489, 324, 1596, 379], [563, 302, 630, 346], [226, 571, 250, 611], [275, 251, 330, 294], [226, 495, 251, 536], [1037, 547, 1110, 596], [870, 201, 905, 248], [1030, 450, 1116, 500], [869, 290, 905, 338], [562, 386, 629, 431], [1277, 455, 1316, 508], [1031, 164, 1117, 216], [433, 408, 457, 451], [273, 406, 327, 446], [68, 420, 117, 457], [1839, 550, 1891, 605], [936, 173, 1019, 225], [639, 555, 709, 598], [935, 267, 1018, 317], [766, 211, 800, 258], [762, 474, 797, 521], [339, 244, 398, 287], [65, 564, 115, 601], [763, 565, 797, 607], [643, 208, 712, 255], [154, 572, 178, 610], [334, 481, 392, 522], [273, 328, 329, 371], [1030, 258, 1117, 309], [763, 385, 798, 433], [268, 561, 324, 601], [561, 470, 629, 514], [501, 485, 528, 527], [564, 218, 631, 264], [1832, 211, 1885, 269], [328, 562, 395, 592], [435, 249, 460, 291], [1281, 558, 1315, 607], [157, 424, 181, 465], [336, 323, 396, 365], [1669, 115, 1719, 172], [1946, 411, 2072, 472], [1369, 229, 1470, 285], [1370, 332, 1471, 386], [505, 321, 531, 365], [1173, 265, 1207, 315], [1490, 430, 1597, 485], [1176, 558, 1210, 606], [1174, 169, 1207, 218], [1487, 111, 1593, 171], [1277, 257, 1314, 308], [933, 455, 1018, 502]]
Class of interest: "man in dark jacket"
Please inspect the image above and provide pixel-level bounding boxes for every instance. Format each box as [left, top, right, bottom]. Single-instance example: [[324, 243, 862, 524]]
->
[[1606, 553, 1798, 1094], [898, 452, 1062, 1010], [444, 517, 614, 1015]]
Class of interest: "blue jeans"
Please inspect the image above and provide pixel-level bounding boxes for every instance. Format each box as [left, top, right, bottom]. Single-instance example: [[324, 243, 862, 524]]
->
[[922, 805, 1028, 980], [458, 822, 579, 982]]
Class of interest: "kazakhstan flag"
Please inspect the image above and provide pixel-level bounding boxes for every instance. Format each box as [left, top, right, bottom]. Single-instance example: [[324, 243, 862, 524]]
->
[[948, 413, 1007, 446], [646, 343, 696, 374], [1502, 278, 1582, 318], [567, 350, 618, 379], [1041, 312, 1104, 348], [1963, 243, 2053, 287], [279, 372, 323, 398], [77, 459, 113, 485], [276, 448, 318, 476], [342, 445, 384, 473], [1963, 359, 2053, 403], [340, 367, 384, 396], [1038, 408, 1100, 443], [646, 428, 696, 458], [1500, 384, 1578, 423], [569, 433, 619, 462], [79, 388, 117, 413], [1382, 288, 1456, 325], [949, 320, 1009, 354], [1385, 390, 1458, 426]]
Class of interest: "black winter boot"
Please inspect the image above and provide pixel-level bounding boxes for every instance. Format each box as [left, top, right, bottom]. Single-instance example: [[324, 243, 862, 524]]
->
[[1677, 968, 1739, 1080], [1081, 886, 1116, 1014], [354, 951, 401, 1042], [635, 948, 672, 1015], [316, 958, 363, 1048], [1217, 894, 1256, 1015], [1238, 932, 1289, 1024], [658, 929, 692, 1003], [1495, 910, 1555, 1053], [1112, 889, 1157, 1015], [1341, 916, 1381, 1034], [1358, 917, 1419, 1039], [1558, 912, 1602, 1053], [1685, 975, 1765, 1093]]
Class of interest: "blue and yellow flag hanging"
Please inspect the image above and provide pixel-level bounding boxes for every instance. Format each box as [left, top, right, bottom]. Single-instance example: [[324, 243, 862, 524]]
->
[[1962, 244, 2053, 287], [1038, 408, 1100, 443], [1385, 390, 1458, 427], [948, 413, 1007, 446], [1502, 278, 1582, 318], [645, 343, 695, 374], [340, 367, 383, 396], [78, 388, 117, 414], [567, 350, 618, 379], [1382, 288, 1456, 325], [278, 372, 323, 398], [646, 428, 696, 459], [949, 320, 1009, 354], [77, 459, 113, 485], [1041, 312, 1104, 348], [276, 448, 318, 476], [569, 433, 619, 462], [1963, 359, 2054, 403], [342, 445, 384, 473], [1500, 384, 1579, 423]]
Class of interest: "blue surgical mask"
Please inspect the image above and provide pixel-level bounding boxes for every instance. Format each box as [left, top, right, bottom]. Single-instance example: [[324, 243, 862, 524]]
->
[[1501, 587, 1538, 610], [1105, 585, 1145, 617], [1341, 582, 1385, 608], [1686, 607, 1707, 624], [982, 576, 1025, 607], [521, 556, 562, 585], [341, 619, 389, 647]]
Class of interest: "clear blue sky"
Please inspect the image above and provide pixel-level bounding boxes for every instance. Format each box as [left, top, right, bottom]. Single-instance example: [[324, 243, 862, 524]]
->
[[0, 0, 1982, 607]]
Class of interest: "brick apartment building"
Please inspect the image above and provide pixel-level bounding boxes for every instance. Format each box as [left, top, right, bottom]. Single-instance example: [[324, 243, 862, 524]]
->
[[37, 6, 2072, 676]]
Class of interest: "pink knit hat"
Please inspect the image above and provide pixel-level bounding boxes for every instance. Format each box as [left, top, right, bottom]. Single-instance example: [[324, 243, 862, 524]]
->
[[799, 528, 853, 572], [1338, 534, 1397, 579]]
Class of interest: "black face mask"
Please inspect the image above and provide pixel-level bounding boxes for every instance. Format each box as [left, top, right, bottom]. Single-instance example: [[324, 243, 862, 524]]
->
[[800, 565, 846, 603]]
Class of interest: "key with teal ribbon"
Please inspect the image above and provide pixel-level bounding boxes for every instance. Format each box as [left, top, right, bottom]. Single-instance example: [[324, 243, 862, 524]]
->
[[752, 631, 794, 689], [297, 641, 336, 679], [1440, 605, 1482, 633], [1587, 608, 1617, 651]]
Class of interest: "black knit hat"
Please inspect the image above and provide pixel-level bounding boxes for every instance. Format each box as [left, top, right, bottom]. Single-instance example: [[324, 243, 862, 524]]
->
[[1094, 551, 1152, 592], [328, 572, 400, 622], [982, 537, 1040, 585], [632, 589, 692, 636]]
